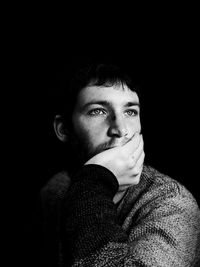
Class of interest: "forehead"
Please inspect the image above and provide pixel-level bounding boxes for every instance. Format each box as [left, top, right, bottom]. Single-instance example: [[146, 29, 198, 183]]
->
[[76, 84, 139, 107]]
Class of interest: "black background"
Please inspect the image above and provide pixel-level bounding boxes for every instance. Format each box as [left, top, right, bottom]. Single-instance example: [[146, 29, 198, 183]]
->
[[19, 44, 199, 206], [10, 24, 199, 216], [7, 12, 199, 265]]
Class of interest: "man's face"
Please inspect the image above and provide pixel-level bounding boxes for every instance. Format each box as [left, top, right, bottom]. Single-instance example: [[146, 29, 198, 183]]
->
[[71, 84, 141, 160]]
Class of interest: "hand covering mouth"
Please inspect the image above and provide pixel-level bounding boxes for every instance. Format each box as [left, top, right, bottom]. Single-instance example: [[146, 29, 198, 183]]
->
[[102, 138, 130, 151]]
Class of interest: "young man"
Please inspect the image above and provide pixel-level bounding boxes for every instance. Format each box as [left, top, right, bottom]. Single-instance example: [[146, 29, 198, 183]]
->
[[39, 60, 200, 266]]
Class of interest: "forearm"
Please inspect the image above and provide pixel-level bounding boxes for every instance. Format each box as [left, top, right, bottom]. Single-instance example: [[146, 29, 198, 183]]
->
[[61, 164, 128, 263]]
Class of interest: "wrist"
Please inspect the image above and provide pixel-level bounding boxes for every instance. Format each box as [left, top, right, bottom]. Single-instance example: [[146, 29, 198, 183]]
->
[[72, 164, 119, 198]]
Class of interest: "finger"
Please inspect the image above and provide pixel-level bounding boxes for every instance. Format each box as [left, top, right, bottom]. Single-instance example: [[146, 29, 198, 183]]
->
[[128, 147, 144, 171], [132, 167, 143, 184], [132, 135, 144, 161], [132, 151, 145, 173], [122, 132, 141, 154], [128, 166, 143, 185]]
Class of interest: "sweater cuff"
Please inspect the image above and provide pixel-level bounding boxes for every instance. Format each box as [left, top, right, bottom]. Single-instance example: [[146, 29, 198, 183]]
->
[[72, 164, 119, 197]]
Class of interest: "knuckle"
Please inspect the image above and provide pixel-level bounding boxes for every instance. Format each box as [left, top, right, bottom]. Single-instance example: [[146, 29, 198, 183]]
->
[[132, 167, 140, 175], [128, 159, 134, 169]]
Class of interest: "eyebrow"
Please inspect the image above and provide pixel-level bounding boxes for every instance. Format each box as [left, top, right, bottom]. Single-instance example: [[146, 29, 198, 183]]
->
[[81, 100, 140, 110]]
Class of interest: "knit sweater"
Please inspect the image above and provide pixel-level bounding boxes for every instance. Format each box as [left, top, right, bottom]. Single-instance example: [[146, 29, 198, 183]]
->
[[39, 164, 200, 266]]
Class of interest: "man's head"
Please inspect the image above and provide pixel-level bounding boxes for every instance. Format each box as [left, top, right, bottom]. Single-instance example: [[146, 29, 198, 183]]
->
[[54, 59, 141, 163]]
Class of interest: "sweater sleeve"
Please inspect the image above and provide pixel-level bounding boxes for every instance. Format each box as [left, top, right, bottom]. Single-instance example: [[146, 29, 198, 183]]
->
[[60, 164, 128, 264], [60, 164, 200, 267]]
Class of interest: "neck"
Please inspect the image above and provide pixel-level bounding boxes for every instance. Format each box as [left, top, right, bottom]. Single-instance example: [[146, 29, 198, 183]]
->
[[113, 189, 128, 204]]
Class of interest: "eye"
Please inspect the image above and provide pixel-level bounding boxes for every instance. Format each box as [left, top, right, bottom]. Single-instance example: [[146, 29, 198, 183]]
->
[[88, 108, 107, 116], [125, 109, 138, 117]]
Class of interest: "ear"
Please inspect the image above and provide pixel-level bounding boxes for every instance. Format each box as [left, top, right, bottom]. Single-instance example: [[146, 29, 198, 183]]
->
[[53, 115, 68, 142]]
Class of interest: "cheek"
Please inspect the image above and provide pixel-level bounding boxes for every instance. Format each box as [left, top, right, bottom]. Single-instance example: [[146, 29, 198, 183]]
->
[[73, 118, 105, 145], [137, 118, 142, 132], [127, 118, 141, 135]]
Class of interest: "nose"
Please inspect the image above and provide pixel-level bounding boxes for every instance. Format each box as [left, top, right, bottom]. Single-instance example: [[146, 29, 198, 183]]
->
[[107, 114, 128, 138]]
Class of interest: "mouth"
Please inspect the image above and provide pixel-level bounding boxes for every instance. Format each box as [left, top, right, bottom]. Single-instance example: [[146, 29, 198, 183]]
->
[[103, 139, 130, 151], [94, 137, 131, 155]]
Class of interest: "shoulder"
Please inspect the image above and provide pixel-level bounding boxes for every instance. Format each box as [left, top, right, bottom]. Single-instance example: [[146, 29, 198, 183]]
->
[[141, 165, 200, 213], [127, 164, 200, 214], [143, 165, 198, 202], [122, 165, 200, 265], [40, 171, 71, 207]]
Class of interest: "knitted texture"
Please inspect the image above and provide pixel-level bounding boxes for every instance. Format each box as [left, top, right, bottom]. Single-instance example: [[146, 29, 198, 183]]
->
[[39, 165, 200, 266]]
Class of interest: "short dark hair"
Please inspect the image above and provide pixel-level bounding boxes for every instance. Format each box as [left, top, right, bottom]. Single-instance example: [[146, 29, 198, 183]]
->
[[54, 57, 141, 124]]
